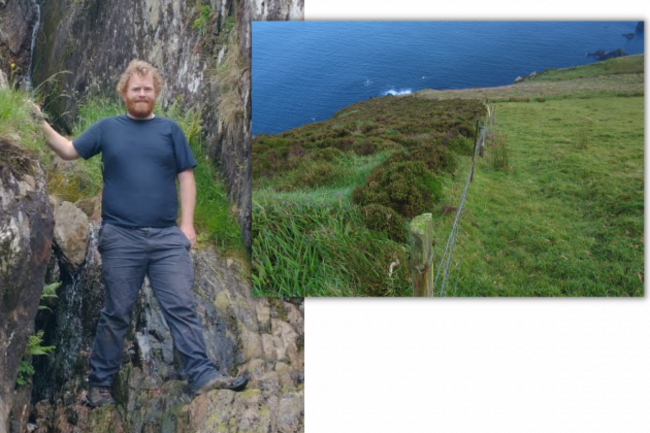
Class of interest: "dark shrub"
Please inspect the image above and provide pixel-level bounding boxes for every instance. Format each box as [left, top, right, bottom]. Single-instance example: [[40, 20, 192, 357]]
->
[[315, 137, 334, 149], [353, 161, 441, 219], [252, 144, 268, 154], [362, 123, 379, 134], [332, 127, 352, 138], [313, 147, 343, 162], [331, 136, 355, 152], [354, 139, 377, 156], [277, 161, 341, 190], [409, 142, 457, 174], [288, 145, 305, 159], [383, 141, 456, 174], [361, 204, 408, 243], [399, 137, 422, 150]]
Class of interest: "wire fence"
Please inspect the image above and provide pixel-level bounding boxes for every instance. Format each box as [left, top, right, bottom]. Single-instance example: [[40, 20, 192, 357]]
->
[[410, 101, 496, 296]]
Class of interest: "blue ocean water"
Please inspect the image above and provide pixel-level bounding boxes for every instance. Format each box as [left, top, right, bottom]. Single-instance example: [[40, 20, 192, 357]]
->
[[252, 21, 644, 135]]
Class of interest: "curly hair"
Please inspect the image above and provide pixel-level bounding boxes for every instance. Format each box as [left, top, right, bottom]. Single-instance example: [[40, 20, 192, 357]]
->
[[116, 60, 163, 96]]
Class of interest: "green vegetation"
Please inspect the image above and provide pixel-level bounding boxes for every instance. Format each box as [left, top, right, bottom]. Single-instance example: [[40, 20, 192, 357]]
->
[[432, 95, 643, 296], [253, 54, 644, 296], [417, 54, 644, 102], [193, 5, 212, 36], [253, 97, 486, 296], [16, 284, 60, 387], [0, 86, 46, 151]]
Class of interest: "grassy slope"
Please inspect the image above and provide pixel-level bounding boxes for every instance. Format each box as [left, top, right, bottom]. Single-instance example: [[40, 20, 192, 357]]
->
[[417, 53, 644, 102], [254, 53, 644, 297]]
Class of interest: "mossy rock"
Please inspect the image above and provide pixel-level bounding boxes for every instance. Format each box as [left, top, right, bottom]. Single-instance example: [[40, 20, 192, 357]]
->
[[361, 204, 407, 243]]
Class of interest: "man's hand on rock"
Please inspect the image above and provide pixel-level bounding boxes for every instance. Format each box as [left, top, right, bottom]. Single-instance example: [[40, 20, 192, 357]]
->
[[30, 102, 46, 123]]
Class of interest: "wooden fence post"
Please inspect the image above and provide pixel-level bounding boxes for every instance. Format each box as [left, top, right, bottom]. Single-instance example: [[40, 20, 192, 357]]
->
[[471, 119, 479, 182], [479, 126, 486, 158], [410, 213, 434, 297]]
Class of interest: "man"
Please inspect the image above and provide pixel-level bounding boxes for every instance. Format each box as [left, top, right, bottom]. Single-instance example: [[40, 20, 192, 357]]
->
[[36, 60, 247, 407]]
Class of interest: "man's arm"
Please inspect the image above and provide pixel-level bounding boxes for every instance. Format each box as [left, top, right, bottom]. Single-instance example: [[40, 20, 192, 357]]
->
[[177, 168, 197, 248], [33, 104, 80, 160]]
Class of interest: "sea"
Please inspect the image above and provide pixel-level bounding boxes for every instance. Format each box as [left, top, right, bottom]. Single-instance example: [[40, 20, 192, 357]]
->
[[252, 21, 644, 135]]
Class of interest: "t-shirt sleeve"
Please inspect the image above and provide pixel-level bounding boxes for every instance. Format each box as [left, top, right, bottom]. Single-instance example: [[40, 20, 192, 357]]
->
[[72, 120, 104, 159], [171, 122, 197, 173]]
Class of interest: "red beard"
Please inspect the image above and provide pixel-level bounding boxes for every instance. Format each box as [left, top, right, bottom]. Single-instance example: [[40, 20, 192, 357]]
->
[[126, 98, 155, 119]]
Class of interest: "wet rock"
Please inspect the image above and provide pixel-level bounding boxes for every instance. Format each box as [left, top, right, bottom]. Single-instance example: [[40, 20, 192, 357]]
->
[[0, 0, 39, 73], [0, 136, 54, 433], [622, 33, 635, 39], [53, 201, 89, 271]]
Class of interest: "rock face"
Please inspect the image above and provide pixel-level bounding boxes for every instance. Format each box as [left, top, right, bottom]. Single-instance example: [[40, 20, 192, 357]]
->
[[636, 21, 644, 32], [29, 224, 304, 433], [0, 0, 39, 76], [587, 47, 628, 61], [251, 0, 304, 20], [0, 136, 54, 433]]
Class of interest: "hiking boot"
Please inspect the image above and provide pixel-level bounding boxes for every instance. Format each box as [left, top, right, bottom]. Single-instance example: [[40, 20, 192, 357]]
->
[[193, 371, 249, 396], [85, 386, 116, 408]]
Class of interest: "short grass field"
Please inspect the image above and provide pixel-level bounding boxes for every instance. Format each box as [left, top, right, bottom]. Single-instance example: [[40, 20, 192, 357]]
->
[[431, 95, 644, 296], [252, 54, 644, 297]]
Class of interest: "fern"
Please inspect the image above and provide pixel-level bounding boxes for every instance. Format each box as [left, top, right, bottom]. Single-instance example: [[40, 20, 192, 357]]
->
[[38, 281, 60, 311], [26, 331, 55, 356]]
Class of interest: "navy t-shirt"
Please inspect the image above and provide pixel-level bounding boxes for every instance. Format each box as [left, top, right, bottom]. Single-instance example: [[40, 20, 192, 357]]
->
[[73, 115, 197, 228]]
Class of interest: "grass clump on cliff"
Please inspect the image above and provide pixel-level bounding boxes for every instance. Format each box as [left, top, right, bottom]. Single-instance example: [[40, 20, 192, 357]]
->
[[0, 86, 46, 152]]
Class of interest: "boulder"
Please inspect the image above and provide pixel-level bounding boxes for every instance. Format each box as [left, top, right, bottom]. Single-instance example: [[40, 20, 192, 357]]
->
[[0, 136, 54, 433], [53, 201, 89, 271]]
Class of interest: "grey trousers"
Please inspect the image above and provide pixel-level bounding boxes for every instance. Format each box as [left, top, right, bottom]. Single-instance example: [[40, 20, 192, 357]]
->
[[88, 223, 216, 391]]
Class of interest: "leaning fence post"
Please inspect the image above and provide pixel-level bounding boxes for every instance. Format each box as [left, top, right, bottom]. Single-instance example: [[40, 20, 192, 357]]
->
[[409, 213, 434, 297], [471, 119, 479, 182]]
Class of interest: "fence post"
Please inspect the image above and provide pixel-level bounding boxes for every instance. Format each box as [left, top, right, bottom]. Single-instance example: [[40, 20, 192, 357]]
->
[[471, 119, 479, 182], [410, 213, 434, 297], [479, 126, 486, 158]]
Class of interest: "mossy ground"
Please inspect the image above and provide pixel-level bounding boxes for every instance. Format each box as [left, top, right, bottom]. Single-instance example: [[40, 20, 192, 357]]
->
[[253, 54, 644, 297]]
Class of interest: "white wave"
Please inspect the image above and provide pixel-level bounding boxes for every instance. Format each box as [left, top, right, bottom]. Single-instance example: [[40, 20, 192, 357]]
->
[[383, 88, 412, 96], [364, 79, 373, 86]]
